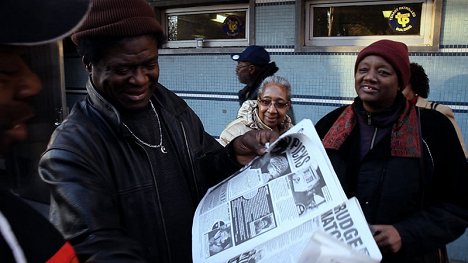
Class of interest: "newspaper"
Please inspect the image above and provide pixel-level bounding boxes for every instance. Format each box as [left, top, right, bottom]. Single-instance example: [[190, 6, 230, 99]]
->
[[193, 119, 382, 263]]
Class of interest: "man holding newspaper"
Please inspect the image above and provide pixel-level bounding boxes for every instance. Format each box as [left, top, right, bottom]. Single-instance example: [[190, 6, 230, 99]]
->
[[316, 39, 468, 262]]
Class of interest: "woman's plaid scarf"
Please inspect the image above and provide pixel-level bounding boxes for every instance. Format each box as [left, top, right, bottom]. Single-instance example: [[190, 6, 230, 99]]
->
[[322, 100, 421, 158]]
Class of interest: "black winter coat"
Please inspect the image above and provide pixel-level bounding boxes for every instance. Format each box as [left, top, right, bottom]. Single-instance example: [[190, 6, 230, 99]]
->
[[315, 98, 468, 263], [39, 80, 241, 263], [0, 189, 77, 262]]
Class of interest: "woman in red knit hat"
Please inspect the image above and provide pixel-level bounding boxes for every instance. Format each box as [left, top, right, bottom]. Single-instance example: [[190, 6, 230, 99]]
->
[[315, 39, 468, 263]]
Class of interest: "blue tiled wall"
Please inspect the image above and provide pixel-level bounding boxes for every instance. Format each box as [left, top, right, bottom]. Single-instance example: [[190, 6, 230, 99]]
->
[[441, 0, 468, 44], [256, 3, 296, 46]]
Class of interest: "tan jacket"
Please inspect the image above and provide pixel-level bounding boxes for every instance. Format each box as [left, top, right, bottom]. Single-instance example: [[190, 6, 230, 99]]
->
[[416, 97, 468, 158], [218, 100, 293, 146]]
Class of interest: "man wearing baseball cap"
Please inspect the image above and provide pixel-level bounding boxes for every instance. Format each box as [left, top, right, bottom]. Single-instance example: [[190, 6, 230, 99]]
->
[[231, 45, 295, 122], [231, 45, 279, 105], [0, 0, 91, 261]]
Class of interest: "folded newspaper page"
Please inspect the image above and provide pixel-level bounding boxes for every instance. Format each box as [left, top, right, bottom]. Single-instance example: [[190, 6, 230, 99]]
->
[[193, 119, 382, 263]]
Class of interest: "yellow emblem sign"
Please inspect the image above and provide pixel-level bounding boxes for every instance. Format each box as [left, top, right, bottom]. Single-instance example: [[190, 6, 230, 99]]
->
[[388, 6, 417, 32]]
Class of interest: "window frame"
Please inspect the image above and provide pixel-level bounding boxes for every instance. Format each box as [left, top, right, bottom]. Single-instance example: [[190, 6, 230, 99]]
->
[[160, 4, 251, 49], [296, 0, 442, 52]]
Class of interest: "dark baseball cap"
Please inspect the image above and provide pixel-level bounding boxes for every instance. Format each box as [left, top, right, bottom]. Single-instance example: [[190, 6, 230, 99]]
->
[[231, 45, 270, 66], [0, 0, 91, 45]]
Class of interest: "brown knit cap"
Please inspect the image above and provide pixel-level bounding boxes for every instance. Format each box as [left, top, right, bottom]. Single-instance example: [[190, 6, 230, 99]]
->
[[71, 0, 163, 44]]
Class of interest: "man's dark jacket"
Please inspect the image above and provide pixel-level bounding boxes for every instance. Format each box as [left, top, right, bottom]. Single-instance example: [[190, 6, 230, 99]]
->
[[315, 98, 468, 263], [0, 189, 78, 262], [39, 79, 241, 262]]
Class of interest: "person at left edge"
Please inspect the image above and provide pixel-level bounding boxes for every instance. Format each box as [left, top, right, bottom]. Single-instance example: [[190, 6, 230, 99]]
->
[[38, 0, 278, 262], [0, 0, 91, 262]]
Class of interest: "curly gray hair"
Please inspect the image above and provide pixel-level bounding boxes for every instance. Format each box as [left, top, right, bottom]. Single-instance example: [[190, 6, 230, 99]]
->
[[258, 75, 292, 101]]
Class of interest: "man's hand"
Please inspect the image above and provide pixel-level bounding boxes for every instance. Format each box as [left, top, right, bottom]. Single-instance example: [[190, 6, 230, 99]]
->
[[372, 224, 402, 253], [232, 130, 279, 165]]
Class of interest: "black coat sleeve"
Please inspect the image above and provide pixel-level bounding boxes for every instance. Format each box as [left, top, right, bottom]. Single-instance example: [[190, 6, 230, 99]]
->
[[394, 109, 468, 255]]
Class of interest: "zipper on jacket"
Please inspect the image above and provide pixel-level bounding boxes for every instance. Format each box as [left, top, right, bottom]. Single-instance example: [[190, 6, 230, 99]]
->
[[180, 121, 201, 200], [366, 112, 378, 151], [370, 127, 378, 150]]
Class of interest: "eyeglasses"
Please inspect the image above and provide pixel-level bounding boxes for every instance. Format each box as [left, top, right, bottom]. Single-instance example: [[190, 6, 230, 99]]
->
[[257, 98, 289, 109]]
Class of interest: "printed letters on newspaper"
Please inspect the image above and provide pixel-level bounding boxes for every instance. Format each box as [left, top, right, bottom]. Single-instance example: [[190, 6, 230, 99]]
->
[[192, 119, 382, 263]]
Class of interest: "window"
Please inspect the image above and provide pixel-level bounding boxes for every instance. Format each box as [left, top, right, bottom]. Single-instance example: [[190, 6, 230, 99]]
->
[[299, 0, 441, 50], [162, 4, 250, 49]]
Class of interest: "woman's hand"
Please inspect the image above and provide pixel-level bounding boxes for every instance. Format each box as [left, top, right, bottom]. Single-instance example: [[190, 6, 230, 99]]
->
[[371, 224, 402, 253]]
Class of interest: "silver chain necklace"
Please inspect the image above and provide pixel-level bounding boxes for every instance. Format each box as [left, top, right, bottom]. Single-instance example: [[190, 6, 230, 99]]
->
[[122, 100, 167, 153]]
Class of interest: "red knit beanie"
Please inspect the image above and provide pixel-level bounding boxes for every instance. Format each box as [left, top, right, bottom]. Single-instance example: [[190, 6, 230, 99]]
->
[[354, 39, 410, 89], [71, 0, 163, 44]]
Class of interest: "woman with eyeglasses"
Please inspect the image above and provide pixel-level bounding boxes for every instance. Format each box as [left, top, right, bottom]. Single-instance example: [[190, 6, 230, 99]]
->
[[218, 75, 293, 146]]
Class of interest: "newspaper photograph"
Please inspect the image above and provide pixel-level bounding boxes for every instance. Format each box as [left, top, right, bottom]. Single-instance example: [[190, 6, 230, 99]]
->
[[192, 119, 382, 263]]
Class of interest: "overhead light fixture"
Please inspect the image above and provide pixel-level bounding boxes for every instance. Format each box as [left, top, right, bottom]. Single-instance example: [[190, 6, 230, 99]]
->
[[382, 10, 392, 18], [211, 14, 226, 23]]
